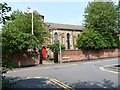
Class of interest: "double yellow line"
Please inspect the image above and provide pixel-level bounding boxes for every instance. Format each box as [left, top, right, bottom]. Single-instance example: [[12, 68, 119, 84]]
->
[[49, 78, 74, 90]]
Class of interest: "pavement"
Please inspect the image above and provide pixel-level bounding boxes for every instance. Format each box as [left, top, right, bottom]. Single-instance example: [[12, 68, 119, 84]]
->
[[42, 60, 55, 65]]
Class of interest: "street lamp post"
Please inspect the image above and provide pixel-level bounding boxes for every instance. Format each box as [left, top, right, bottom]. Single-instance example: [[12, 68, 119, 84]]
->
[[59, 33, 62, 64], [25, 7, 34, 35], [59, 39, 62, 64], [118, 0, 120, 41], [32, 11, 34, 35]]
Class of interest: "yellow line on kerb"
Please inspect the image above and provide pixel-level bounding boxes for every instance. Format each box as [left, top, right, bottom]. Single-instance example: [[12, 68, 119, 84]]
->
[[99, 64, 120, 74]]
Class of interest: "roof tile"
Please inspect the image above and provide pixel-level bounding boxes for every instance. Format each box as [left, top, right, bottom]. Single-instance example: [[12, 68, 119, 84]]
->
[[45, 22, 83, 31]]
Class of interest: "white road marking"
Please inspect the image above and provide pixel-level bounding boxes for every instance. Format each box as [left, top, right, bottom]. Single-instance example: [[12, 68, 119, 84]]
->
[[99, 64, 120, 74]]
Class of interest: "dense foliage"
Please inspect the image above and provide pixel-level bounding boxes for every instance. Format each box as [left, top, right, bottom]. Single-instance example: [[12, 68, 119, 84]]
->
[[117, 1, 120, 33], [3, 10, 49, 45], [84, 2, 117, 32], [0, 3, 16, 89], [2, 29, 39, 56], [50, 43, 66, 52], [0, 2, 11, 24], [77, 1, 119, 50], [77, 29, 107, 50]]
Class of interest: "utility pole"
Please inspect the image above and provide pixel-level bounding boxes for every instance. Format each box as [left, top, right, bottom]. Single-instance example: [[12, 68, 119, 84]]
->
[[32, 11, 34, 35], [25, 7, 34, 35], [59, 33, 62, 64], [118, 0, 120, 41]]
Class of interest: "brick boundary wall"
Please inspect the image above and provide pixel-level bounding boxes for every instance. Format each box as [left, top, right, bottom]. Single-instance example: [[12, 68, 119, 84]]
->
[[9, 51, 40, 67], [58, 49, 120, 63], [8, 49, 119, 66]]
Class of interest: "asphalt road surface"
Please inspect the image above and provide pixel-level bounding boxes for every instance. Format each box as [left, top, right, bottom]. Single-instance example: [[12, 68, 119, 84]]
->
[[5, 57, 119, 89]]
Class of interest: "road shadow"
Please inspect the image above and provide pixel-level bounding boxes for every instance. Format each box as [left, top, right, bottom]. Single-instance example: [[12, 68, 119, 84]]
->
[[2, 77, 63, 90], [70, 79, 119, 89]]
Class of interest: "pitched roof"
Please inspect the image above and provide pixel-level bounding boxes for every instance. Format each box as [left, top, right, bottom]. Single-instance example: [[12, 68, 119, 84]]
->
[[45, 22, 83, 31]]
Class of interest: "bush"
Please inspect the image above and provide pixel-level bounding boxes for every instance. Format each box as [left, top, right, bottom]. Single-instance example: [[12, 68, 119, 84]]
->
[[2, 58, 18, 88], [50, 43, 66, 52], [2, 58, 18, 74]]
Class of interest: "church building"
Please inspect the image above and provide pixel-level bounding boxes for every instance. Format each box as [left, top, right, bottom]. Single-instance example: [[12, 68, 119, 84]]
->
[[45, 22, 83, 50]]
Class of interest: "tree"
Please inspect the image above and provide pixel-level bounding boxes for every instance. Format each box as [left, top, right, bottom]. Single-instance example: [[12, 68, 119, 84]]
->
[[77, 1, 119, 50], [0, 3, 16, 89], [50, 43, 66, 52], [2, 29, 39, 56], [0, 2, 14, 73], [84, 1, 117, 33], [0, 2, 11, 24], [77, 29, 107, 50], [117, 0, 120, 33], [3, 10, 49, 46]]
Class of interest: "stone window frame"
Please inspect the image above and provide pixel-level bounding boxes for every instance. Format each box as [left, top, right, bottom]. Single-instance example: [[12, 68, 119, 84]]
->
[[67, 33, 70, 49], [54, 32, 58, 43]]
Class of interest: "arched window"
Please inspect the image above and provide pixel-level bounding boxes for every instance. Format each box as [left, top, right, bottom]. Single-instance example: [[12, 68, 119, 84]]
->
[[67, 33, 70, 49], [54, 32, 58, 43]]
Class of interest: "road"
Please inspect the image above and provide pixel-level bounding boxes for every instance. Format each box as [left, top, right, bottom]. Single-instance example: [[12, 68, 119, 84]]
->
[[5, 57, 119, 89]]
